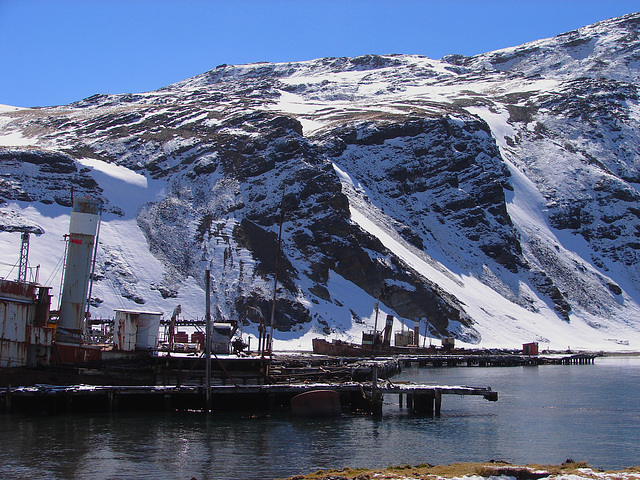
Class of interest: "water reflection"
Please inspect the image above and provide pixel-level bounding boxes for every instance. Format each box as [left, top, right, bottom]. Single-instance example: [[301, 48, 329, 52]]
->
[[1, 357, 638, 479]]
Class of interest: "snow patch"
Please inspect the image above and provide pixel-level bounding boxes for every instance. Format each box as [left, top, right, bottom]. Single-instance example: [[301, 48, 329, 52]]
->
[[0, 131, 34, 147]]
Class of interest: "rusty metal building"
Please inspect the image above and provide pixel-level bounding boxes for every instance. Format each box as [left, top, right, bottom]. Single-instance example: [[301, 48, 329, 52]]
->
[[0, 279, 54, 368]]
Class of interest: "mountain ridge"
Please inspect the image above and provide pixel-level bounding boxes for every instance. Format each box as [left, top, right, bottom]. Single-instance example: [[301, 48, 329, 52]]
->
[[1, 12, 640, 351]]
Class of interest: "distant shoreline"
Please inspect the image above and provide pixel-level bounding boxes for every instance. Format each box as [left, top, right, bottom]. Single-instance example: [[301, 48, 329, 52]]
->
[[600, 351, 640, 356]]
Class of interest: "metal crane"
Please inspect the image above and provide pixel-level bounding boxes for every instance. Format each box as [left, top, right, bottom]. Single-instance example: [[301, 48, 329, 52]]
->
[[0, 224, 44, 283]]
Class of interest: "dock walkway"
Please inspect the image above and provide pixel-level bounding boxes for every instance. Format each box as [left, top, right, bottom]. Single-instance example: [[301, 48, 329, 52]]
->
[[1, 381, 496, 416]]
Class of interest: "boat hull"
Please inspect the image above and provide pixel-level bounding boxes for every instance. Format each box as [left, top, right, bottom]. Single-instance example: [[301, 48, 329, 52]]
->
[[290, 389, 341, 417]]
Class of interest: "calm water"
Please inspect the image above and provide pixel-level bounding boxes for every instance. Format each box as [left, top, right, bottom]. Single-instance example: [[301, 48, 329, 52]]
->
[[1, 356, 639, 479]]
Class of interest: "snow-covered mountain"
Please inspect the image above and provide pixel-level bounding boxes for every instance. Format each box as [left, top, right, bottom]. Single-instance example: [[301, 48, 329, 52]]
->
[[2, 13, 640, 351]]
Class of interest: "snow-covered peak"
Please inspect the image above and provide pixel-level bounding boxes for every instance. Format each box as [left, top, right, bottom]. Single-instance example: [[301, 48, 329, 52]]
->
[[454, 12, 640, 83]]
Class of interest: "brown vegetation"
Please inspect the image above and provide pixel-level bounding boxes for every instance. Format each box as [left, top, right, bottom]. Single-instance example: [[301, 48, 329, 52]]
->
[[280, 461, 640, 480]]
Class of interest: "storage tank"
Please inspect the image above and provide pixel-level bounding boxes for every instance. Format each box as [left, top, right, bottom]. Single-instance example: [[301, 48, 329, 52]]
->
[[394, 330, 414, 347], [211, 323, 233, 354], [114, 310, 162, 351]]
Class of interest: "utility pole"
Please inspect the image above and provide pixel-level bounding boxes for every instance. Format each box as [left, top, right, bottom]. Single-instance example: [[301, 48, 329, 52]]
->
[[372, 300, 379, 355], [268, 186, 286, 357], [205, 269, 212, 413]]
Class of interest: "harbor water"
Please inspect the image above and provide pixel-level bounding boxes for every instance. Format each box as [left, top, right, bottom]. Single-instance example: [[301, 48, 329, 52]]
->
[[1, 355, 638, 479]]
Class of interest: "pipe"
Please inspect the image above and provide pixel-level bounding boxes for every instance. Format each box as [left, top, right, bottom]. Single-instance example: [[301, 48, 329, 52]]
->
[[268, 186, 286, 357]]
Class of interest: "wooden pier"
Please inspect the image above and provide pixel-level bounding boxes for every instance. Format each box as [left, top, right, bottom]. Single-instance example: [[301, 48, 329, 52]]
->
[[396, 353, 597, 368], [0, 381, 496, 417]]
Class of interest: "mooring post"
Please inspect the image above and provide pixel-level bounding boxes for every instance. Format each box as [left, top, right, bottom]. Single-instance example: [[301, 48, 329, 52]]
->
[[426, 394, 434, 416], [4, 386, 11, 413], [399, 393, 404, 408], [370, 364, 383, 416], [414, 393, 435, 415], [434, 388, 442, 416], [413, 393, 422, 414], [372, 363, 378, 389], [66, 392, 73, 413], [371, 393, 383, 416]]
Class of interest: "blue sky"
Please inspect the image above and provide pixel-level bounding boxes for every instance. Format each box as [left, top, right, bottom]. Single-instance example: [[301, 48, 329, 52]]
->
[[1, 0, 638, 108]]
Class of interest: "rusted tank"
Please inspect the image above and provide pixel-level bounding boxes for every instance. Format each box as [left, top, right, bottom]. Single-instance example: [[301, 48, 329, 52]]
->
[[0, 279, 54, 368], [114, 309, 162, 351]]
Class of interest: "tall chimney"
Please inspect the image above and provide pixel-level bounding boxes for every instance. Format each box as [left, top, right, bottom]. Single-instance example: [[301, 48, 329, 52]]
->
[[57, 197, 101, 345]]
